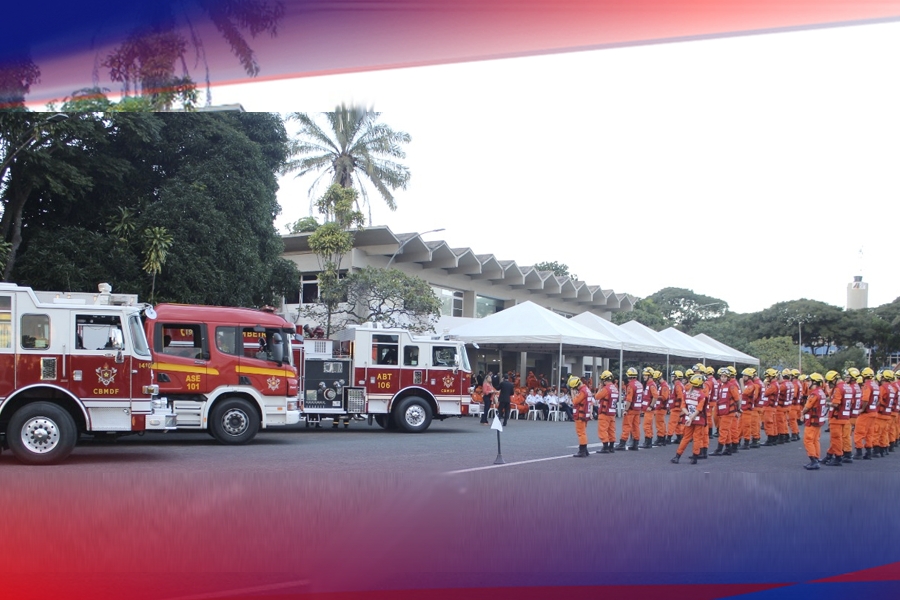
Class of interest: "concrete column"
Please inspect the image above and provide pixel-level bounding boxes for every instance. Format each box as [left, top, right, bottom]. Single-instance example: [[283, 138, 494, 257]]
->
[[462, 290, 476, 318]]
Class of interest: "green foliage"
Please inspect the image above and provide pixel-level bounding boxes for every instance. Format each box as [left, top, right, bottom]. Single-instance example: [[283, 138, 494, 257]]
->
[[286, 216, 319, 233], [286, 105, 411, 223], [819, 347, 867, 373], [646, 287, 728, 334], [8, 111, 298, 307], [612, 297, 670, 330], [533, 261, 576, 280], [745, 336, 824, 373]]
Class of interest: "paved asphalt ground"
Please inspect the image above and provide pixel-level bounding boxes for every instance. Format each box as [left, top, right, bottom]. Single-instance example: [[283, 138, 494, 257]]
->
[[3, 415, 900, 598]]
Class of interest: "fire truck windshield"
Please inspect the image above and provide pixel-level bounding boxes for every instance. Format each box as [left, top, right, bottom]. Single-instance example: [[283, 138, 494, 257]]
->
[[129, 314, 151, 357]]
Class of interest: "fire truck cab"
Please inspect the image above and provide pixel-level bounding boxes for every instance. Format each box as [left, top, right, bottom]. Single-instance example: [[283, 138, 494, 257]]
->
[[299, 325, 471, 433], [145, 304, 302, 444], [0, 282, 172, 465]]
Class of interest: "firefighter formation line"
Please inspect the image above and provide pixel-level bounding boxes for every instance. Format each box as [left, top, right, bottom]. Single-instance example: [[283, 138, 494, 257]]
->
[[565, 365, 899, 469]]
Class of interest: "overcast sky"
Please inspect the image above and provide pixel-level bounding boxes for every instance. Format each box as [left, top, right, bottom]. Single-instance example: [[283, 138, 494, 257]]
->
[[211, 19, 900, 314]]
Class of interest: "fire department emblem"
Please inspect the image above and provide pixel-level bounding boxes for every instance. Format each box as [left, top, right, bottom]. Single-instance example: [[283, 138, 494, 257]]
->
[[442, 375, 455, 388], [267, 376, 281, 391], [96, 364, 117, 386]]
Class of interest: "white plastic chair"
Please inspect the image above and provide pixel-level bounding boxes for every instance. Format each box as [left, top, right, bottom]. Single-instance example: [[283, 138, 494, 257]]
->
[[469, 402, 483, 419], [547, 402, 561, 421], [526, 406, 541, 421]]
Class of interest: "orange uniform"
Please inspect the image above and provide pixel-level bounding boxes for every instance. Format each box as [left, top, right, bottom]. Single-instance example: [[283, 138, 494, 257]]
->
[[667, 379, 685, 439], [876, 380, 896, 452], [619, 378, 644, 449], [826, 380, 853, 465], [510, 389, 528, 419], [762, 379, 780, 444], [654, 379, 670, 445], [740, 377, 761, 445], [854, 380, 879, 455], [594, 382, 619, 447], [802, 386, 828, 465], [642, 378, 660, 444], [673, 385, 708, 463], [572, 383, 592, 447]]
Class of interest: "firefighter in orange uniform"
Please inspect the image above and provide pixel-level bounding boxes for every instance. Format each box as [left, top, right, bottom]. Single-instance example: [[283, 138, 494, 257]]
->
[[594, 370, 619, 454], [844, 368, 862, 461], [713, 367, 741, 455], [824, 370, 852, 466], [569, 375, 593, 458], [854, 369, 880, 460], [670, 374, 709, 464], [726, 366, 741, 449], [875, 369, 896, 457], [653, 370, 669, 447], [641, 367, 659, 449], [700, 366, 717, 458], [739, 368, 760, 449], [776, 369, 793, 444], [667, 370, 686, 443], [788, 368, 802, 441], [890, 372, 900, 450], [800, 373, 828, 470], [762, 369, 780, 446], [617, 367, 643, 451], [510, 387, 529, 420]]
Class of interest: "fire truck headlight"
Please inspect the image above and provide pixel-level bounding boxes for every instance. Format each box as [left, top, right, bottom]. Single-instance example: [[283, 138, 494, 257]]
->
[[143, 384, 160, 396], [287, 400, 299, 412], [152, 396, 168, 409]]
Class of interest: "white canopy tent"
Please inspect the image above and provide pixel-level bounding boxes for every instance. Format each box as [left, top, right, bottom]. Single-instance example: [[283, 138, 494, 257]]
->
[[694, 333, 760, 366], [657, 327, 735, 364]]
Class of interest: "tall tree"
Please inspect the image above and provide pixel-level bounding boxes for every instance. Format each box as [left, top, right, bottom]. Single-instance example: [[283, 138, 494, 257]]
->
[[143, 226, 174, 302], [285, 105, 411, 224], [612, 297, 670, 330], [533, 261, 577, 280], [645, 287, 728, 334]]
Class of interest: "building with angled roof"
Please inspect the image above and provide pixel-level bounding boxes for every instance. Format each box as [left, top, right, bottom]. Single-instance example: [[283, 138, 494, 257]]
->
[[280, 226, 634, 328]]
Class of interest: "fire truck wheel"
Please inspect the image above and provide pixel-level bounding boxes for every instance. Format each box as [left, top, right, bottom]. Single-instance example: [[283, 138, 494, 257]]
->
[[394, 397, 433, 433], [7, 402, 78, 465], [209, 398, 260, 444], [374, 414, 396, 430]]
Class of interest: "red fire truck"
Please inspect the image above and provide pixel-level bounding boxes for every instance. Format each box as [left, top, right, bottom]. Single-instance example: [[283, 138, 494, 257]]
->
[[144, 304, 301, 443], [0, 282, 173, 464], [299, 325, 472, 432]]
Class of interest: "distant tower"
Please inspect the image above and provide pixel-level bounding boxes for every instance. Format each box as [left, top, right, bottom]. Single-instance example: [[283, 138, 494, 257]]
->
[[847, 275, 868, 310]]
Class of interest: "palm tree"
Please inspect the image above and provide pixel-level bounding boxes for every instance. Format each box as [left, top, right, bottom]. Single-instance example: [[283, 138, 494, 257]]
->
[[286, 105, 411, 224], [142, 226, 174, 302]]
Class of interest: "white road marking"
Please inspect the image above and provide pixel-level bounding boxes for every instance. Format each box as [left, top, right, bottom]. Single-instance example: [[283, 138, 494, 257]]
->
[[445, 454, 575, 474]]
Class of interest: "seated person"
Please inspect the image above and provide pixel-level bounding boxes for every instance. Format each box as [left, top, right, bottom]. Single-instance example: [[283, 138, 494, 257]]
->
[[533, 389, 550, 420], [510, 387, 529, 417]]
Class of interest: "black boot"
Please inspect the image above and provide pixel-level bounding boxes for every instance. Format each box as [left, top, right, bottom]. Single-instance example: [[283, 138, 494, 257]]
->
[[699, 447, 708, 459], [629, 440, 640, 451], [750, 439, 760, 448], [616, 440, 627, 450], [676, 434, 683, 444], [764, 435, 776, 447], [712, 443, 723, 456], [640, 438, 653, 449], [842, 452, 853, 464], [597, 443, 610, 454], [822, 453, 834, 465], [670, 453, 681, 464], [731, 443, 739, 454], [803, 457, 820, 470], [855, 448, 863, 459], [722, 444, 732, 456], [874, 446, 884, 458], [741, 440, 750, 450], [890, 443, 896, 453], [573, 444, 589, 458], [828, 454, 843, 467], [863, 448, 872, 460], [689, 454, 698, 464], [791, 433, 800, 442], [608, 441, 616, 454]]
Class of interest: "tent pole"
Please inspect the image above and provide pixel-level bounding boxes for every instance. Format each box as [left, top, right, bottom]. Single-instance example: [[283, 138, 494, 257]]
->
[[558, 343, 563, 389], [618, 347, 624, 419]]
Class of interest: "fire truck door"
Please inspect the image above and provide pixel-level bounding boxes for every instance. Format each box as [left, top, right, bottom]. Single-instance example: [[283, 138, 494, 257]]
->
[[427, 345, 464, 403], [368, 334, 400, 398], [0, 294, 14, 397], [70, 313, 133, 431], [152, 323, 209, 397]]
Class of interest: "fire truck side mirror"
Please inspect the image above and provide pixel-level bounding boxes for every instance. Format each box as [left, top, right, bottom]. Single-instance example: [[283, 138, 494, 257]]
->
[[115, 350, 124, 364]]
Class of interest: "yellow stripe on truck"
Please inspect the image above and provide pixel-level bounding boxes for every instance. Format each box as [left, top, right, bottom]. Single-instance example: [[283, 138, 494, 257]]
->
[[151, 362, 220, 376], [236, 365, 295, 377]]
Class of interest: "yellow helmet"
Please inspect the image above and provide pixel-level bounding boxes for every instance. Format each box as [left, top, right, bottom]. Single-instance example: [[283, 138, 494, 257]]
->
[[791, 368, 800, 377], [626, 367, 638, 378], [809, 373, 824, 384], [689, 374, 704, 387], [692, 363, 705, 372], [825, 370, 841, 383], [727, 366, 737, 376], [717, 367, 729, 376], [705, 366, 715, 375], [642, 366, 655, 377], [876, 372, 883, 382], [741, 367, 757, 378], [764, 368, 778, 379], [848, 367, 861, 378], [599, 370, 614, 381], [673, 370, 684, 379], [781, 368, 792, 377], [861, 367, 875, 378], [798, 374, 808, 381], [883, 370, 896, 381], [857, 376, 864, 384], [653, 370, 662, 379], [685, 369, 694, 377], [567, 375, 581, 389]]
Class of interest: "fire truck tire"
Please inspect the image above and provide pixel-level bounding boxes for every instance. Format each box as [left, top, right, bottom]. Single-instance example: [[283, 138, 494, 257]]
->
[[7, 402, 78, 465], [394, 397, 433, 433], [209, 398, 260, 444], [374, 414, 396, 430]]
